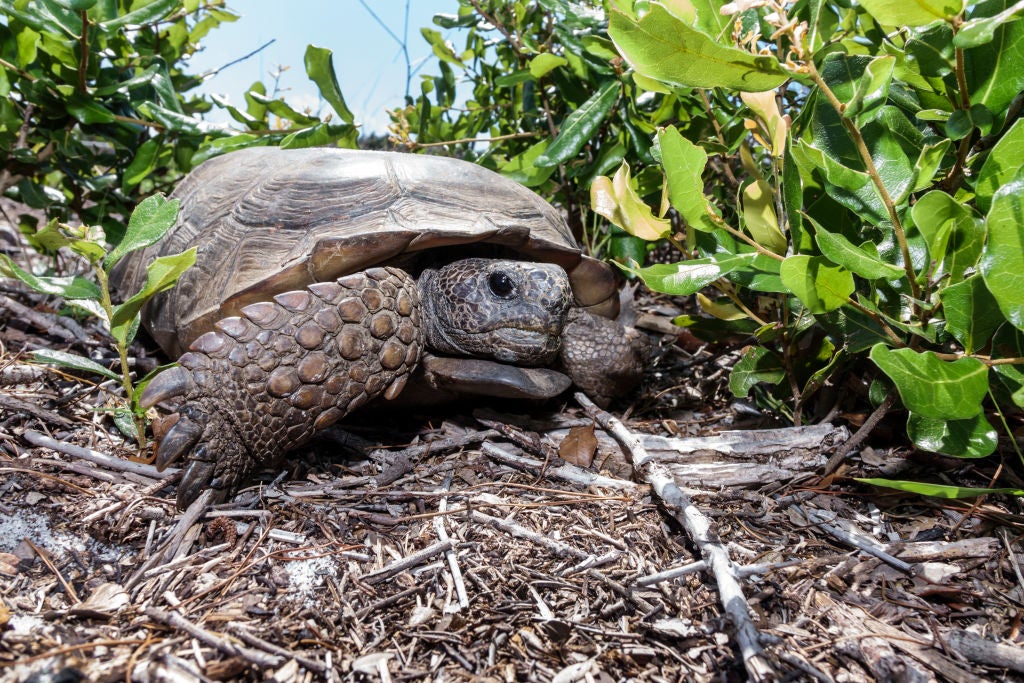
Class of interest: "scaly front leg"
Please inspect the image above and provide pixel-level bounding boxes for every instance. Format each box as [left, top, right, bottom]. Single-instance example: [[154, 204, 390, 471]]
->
[[141, 267, 423, 508]]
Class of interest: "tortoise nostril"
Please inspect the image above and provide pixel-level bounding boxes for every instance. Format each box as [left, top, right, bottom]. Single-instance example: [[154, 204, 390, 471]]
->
[[488, 271, 516, 298]]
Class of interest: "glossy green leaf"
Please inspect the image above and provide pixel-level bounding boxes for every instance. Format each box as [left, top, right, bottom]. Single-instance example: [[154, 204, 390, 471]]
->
[[66, 97, 116, 125], [910, 190, 985, 281], [910, 140, 952, 192], [740, 179, 787, 254], [608, 4, 789, 91], [869, 344, 988, 419], [954, 0, 1024, 47], [906, 22, 956, 77], [791, 141, 887, 225], [992, 325, 1024, 407], [280, 122, 357, 149], [0, 254, 101, 300], [529, 53, 567, 78], [420, 27, 464, 67], [846, 56, 896, 121], [625, 254, 756, 295], [976, 118, 1024, 213], [780, 255, 855, 314], [500, 140, 558, 187], [123, 138, 161, 191], [965, 0, 1024, 114], [99, 0, 176, 29], [813, 222, 905, 280], [729, 346, 785, 397], [941, 275, 1003, 354], [980, 178, 1024, 329], [105, 194, 180, 271], [304, 45, 354, 123], [856, 478, 1024, 497], [29, 349, 119, 381], [193, 134, 269, 166], [535, 80, 619, 167], [110, 248, 196, 344], [905, 412, 998, 457], [112, 406, 139, 441], [657, 126, 716, 232], [857, 0, 964, 25]]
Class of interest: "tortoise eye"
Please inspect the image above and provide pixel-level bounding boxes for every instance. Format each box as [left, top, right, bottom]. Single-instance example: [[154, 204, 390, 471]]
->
[[488, 271, 516, 298]]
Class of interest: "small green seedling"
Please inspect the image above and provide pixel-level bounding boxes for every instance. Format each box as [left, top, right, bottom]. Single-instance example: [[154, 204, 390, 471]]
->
[[0, 194, 196, 446]]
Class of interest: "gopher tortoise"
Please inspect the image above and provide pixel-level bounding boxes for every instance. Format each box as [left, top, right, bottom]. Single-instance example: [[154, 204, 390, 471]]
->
[[115, 147, 647, 508]]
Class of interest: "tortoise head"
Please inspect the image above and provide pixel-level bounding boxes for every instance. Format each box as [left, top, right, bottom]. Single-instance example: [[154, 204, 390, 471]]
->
[[419, 257, 572, 366]]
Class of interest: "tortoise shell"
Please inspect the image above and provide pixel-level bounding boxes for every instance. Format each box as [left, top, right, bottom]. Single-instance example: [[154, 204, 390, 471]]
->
[[115, 147, 618, 357]]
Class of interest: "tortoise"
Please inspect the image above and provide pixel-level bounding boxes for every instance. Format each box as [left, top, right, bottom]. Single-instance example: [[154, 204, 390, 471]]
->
[[114, 147, 647, 508]]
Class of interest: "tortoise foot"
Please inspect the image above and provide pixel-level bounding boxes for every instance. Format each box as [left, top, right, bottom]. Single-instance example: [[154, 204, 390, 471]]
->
[[559, 309, 651, 407], [141, 267, 424, 508]]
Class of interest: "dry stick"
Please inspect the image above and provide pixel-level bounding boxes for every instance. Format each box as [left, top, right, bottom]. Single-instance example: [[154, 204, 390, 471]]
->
[[228, 625, 328, 675], [145, 607, 281, 669], [821, 390, 896, 476], [795, 505, 915, 575], [360, 540, 453, 585], [636, 558, 803, 587], [469, 510, 591, 560], [433, 473, 470, 610], [575, 392, 775, 683], [480, 442, 640, 491], [947, 629, 1024, 674], [23, 538, 80, 603], [126, 489, 214, 590], [1, 394, 73, 427], [23, 429, 177, 479]]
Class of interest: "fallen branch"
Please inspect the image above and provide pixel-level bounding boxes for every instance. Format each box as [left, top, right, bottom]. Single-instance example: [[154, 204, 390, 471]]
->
[[575, 392, 775, 683], [796, 505, 915, 575], [23, 429, 176, 479], [470, 509, 591, 560], [361, 540, 453, 585], [947, 629, 1024, 673], [480, 442, 640, 491]]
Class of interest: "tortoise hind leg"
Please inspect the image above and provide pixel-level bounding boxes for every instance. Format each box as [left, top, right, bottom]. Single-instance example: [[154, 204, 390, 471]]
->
[[141, 267, 423, 509], [558, 309, 651, 407]]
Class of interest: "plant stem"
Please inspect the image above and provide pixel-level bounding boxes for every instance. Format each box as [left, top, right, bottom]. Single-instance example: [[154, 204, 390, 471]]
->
[[805, 61, 921, 304], [95, 267, 145, 446], [707, 211, 786, 262], [78, 11, 89, 94]]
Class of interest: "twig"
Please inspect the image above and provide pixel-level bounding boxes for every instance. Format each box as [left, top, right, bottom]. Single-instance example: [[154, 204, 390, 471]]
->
[[636, 558, 802, 587], [145, 607, 281, 669], [469, 510, 591, 560], [126, 489, 214, 589], [23, 429, 176, 479], [480, 442, 640, 491], [1, 394, 74, 428], [361, 540, 453, 585], [575, 392, 776, 683], [433, 473, 469, 610], [947, 629, 1024, 674], [228, 625, 329, 675], [355, 584, 427, 619], [23, 538, 80, 603], [795, 505, 915, 575], [822, 389, 896, 475]]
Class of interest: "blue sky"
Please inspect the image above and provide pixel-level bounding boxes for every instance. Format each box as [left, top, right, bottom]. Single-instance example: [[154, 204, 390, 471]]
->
[[188, 1, 458, 133]]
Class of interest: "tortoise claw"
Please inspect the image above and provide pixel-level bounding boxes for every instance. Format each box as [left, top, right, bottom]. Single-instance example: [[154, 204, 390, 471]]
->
[[154, 409, 206, 470], [140, 366, 196, 408], [177, 445, 218, 509]]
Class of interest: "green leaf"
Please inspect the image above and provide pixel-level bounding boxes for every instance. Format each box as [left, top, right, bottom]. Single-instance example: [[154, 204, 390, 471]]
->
[[304, 45, 354, 123], [529, 53, 568, 78], [0, 254, 101, 300], [941, 275, 1003, 354], [110, 248, 196, 344], [791, 141, 887, 225], [992, 324, 1024, 407], [105, 194, 180, 271], [909, 139, 952, 192], [112, 406, 139, 441], [500, 140, 558, 187], [976, 118, 1024, 214], [99, 0, 177, 29], [740, 179, 787, 254], [608, 4, 789, 92], [813, 222, 905, 280], [625, 254, 757, 295], [280, 122, 357, 149], [856, 478, 1024, 498], [980, 178, 1024, 329], [965, 0, 1024, 114], [420, 27, 464, 67], [729, 346, 785, 397], [869, 344, 988, 419], [857, 0, 964, 25], [846, 56, 896, 121], [954, 0, 1024, 47], [911, 190, 985, 281], [123, 138, 161, 191], [56, 0, 96, 10], [65, 96, 116, 125], [535, 80, 619, 167], [658, 126, 716, 232], [906, 412, 998, 457], [779, 255, 855, 314], [29, 349, 120, 381]]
